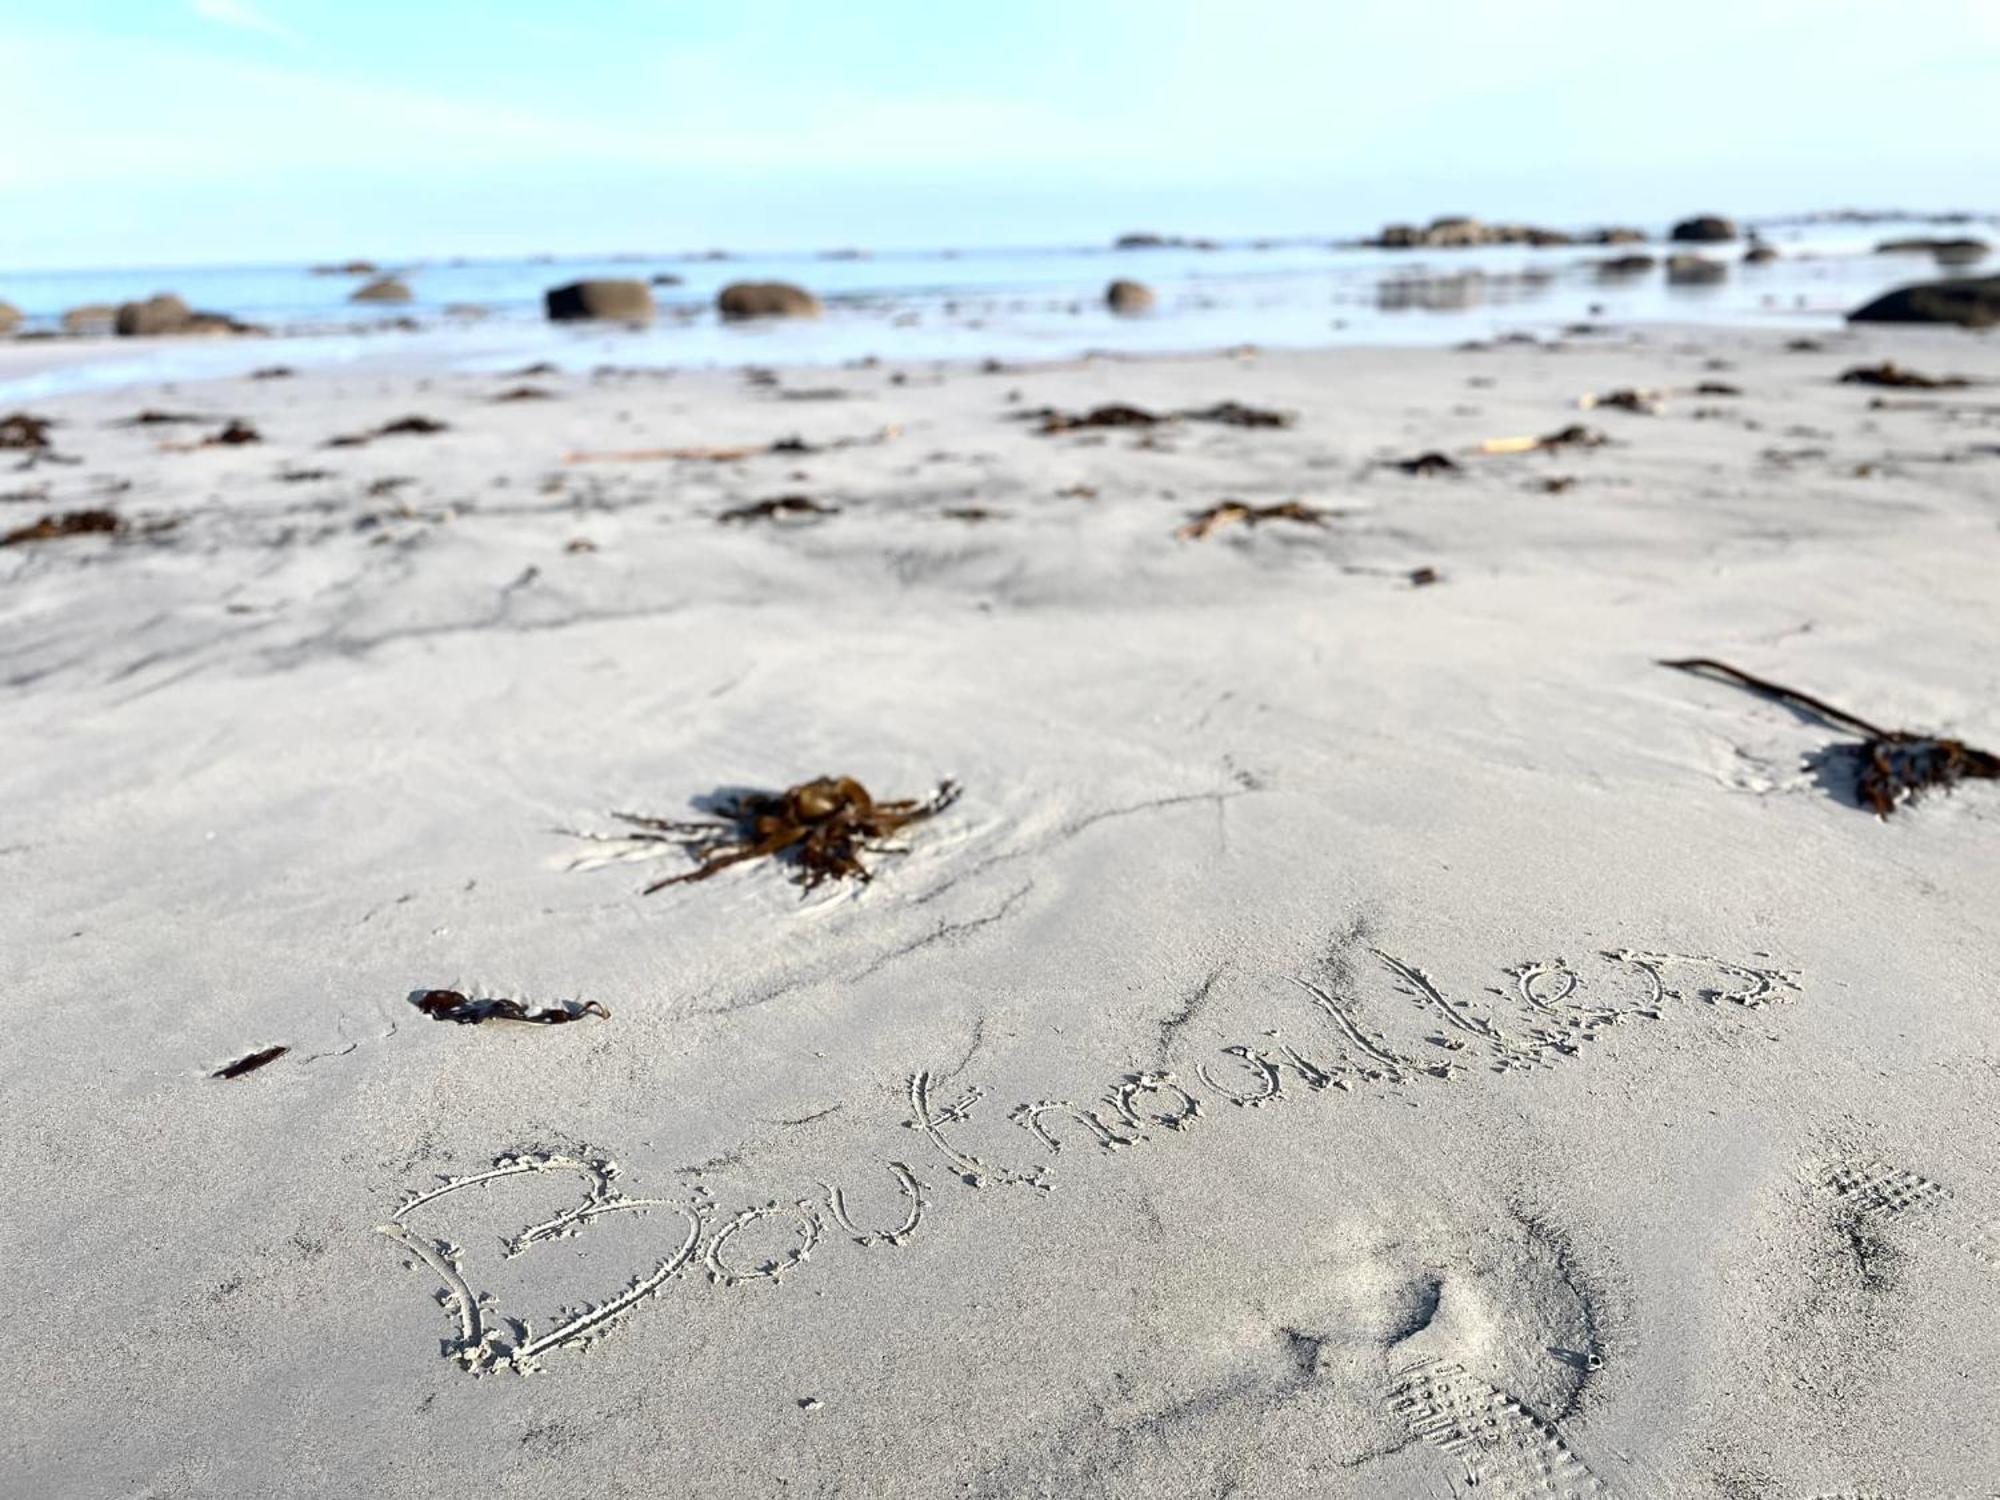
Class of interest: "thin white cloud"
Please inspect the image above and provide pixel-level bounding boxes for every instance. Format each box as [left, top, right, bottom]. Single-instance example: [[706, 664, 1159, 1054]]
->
[[190, 0, 298, 45]]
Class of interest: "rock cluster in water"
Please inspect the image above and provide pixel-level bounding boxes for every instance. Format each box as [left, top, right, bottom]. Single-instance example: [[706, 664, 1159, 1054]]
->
[[1366, 216, 1647, 250]]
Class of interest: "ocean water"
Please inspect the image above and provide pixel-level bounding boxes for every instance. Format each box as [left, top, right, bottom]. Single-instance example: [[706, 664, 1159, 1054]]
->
[[0, 217, 1989, 399]]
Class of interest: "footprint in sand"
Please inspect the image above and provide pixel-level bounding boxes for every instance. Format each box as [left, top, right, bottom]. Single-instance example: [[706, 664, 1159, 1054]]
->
[[1819, 1159, 2000, 1272], [1338, 1207, 1633, 1499], [1389, 1357, 1611, 1499]]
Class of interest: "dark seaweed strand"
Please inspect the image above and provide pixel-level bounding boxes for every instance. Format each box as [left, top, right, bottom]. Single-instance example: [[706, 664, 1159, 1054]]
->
[[213, 1045, 288, 1079], [1657, 658, 1894, 740]]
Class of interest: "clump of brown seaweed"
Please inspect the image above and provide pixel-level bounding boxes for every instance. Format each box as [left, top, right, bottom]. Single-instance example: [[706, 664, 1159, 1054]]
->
[[1660, 657, 1999, 817], [0, 413, 53, 451], [582, 775, 960, 893]]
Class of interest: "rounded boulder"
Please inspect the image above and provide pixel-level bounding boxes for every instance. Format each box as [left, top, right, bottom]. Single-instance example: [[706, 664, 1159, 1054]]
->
[[350, 275, 413, 304], [1106, 279, 1156, 315], [716, 281, 822, 319], [1849, 275, 2000, 329], [544, 279, 656, 323], [1669, 214, 1737, 243]]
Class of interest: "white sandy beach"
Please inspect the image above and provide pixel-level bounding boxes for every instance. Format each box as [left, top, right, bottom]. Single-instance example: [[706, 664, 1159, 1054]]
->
[[4, 324, 1999, 1498]]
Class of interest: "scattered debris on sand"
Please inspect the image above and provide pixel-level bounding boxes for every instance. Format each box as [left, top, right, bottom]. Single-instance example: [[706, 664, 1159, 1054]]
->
[[1181, 401, 1293, 429], [212, 1045, 289, 1079], [410, 991, 610, 1026], [565, 426, 897, 464], [1479, 425, 1610, 455], [3, 509, 123, 546], [718, 495, 840, 524], [115, 410, 207, 427], [327, 415, 449, 447], [1027, 401, 1293, 434], [1660, 657, 2000, 817], [248, 366, 295, 380], [1176, 499, 1329, 540], [1409, 566, 1441, 586], [582, 776, 960, 893], [1, 413, 53, 450], [1029, 404, 1165, 433], [940, 506, 1004, 522], [202, 420, 263, 447], [1579, 388, 1664, 415], [492, 386, 555, 402], [1391, 451, 1460, 476], [1838, 362, 1971, 391]]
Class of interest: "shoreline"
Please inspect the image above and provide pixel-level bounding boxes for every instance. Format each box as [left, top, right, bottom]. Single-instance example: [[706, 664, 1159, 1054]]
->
[[0, 307, 1965, 406]]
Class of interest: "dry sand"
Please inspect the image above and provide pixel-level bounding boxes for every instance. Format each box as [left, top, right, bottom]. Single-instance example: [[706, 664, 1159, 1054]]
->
[[3, 325, 1998, 1498]]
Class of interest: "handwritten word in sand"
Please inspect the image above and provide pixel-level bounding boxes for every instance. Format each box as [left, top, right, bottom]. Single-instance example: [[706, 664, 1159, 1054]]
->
[[377, 944, 1797, 1374]]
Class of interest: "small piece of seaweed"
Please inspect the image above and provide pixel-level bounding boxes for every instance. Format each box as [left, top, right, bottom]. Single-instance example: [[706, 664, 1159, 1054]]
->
[[410, 991, 611, 1026], [214, 1045, 288, 1079], [598, 776, 959, 893], [1031, 403, 1166, 433], [1660, 657, 2000, 817], [327, 415, 449, 447], [718, 495, 839, 523], [1579, 388, 1663, 414], [1181, 401, 1294, 429], [116, 410, 206, 426], [1392, 451, 1459, 475], [1839, 362, 1969, 391], [2, 509, 123, 546], [1028, 401, 1292, 433], [1176, 499, 1329, 540]]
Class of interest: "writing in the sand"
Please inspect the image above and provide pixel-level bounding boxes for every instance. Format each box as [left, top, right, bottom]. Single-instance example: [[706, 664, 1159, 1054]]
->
[[376, 942, 1797, 1375]]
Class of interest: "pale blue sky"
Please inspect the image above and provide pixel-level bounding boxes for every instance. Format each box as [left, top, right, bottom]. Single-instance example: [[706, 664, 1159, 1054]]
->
[[2, 0, 1995, 268]]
